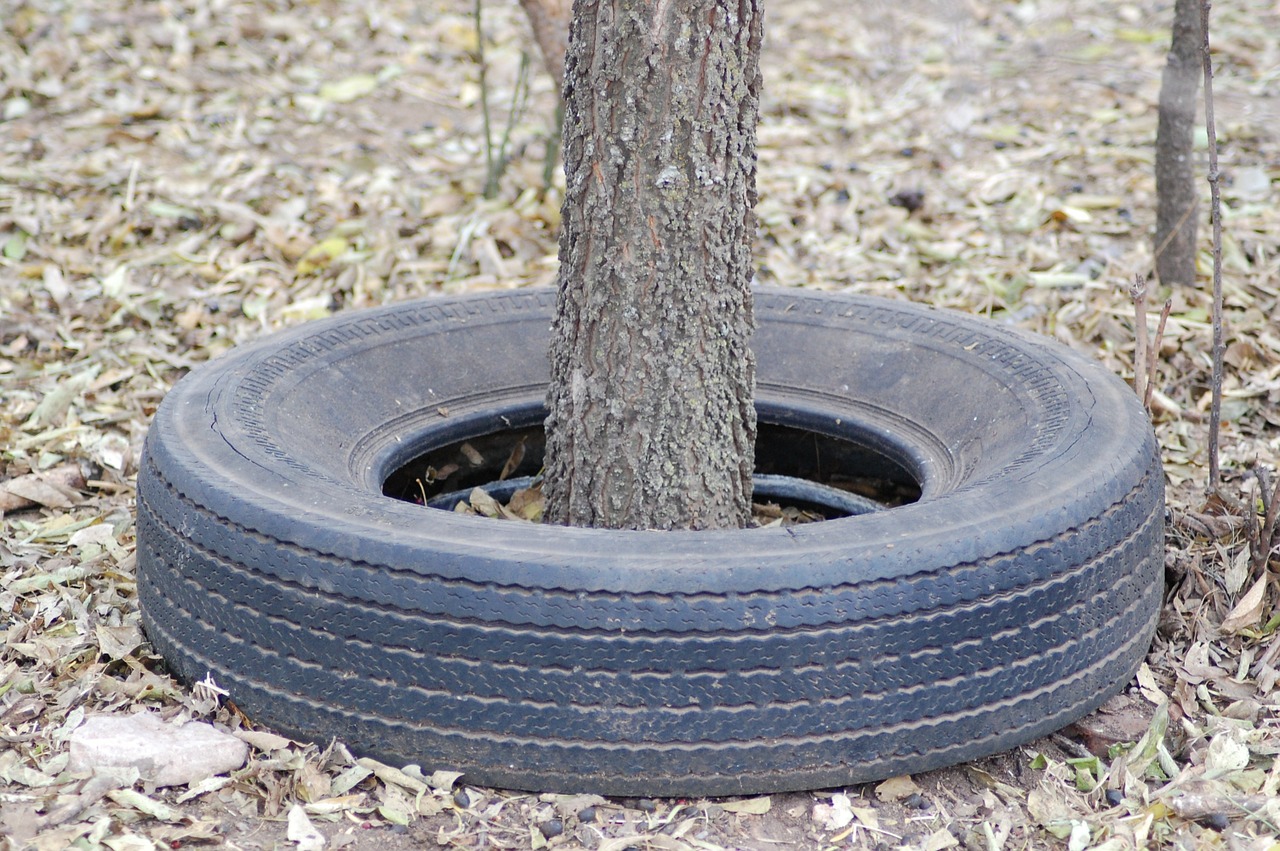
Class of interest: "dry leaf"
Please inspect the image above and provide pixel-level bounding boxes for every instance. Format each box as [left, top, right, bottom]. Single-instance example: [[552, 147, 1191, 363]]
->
[[318, 74, 378, 103], [286, 803, 326, 850], [719, 796, 771, 814], [924, 827, 960, 851], [355, 757, 429, 794], [849, 806, 879, 831], [467, 487, 502, 518], [234, 729, 296, 752], [2, 0, 1278, 846], [1220, 574, 1268, 634], [295, 238, 349, 275], [1205, 730, 1251, 773], [1026, 788, 1076, 840], [0, 463, 88, 511], [106, 790, 184, 823], [874, 774, 921, 802], [812, 794, 854, 830]]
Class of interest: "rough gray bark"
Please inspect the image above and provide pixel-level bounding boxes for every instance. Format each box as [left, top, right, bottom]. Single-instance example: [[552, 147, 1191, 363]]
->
[[1154, 0, 1203, 287], [543, 0, 762, 530]]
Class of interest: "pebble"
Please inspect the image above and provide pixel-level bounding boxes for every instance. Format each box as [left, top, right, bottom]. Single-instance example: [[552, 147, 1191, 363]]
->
[[577, 806, 597, 823], [539, 818, 565, 839], [902, 793, 930, 810], [453, 788, 471, 808], [1200, 813, 1230, 832], [1104, 789, 1123, 807]]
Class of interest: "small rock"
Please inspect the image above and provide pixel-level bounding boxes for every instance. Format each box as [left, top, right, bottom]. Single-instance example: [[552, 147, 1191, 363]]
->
[[903, 792, 930, 810], [1104, 789, 1123, 807], [453, 788, 471, 808], [67, 713, 248, 787], [1200, 813, 1230, 832], [539, 818, 565, 839], [577, 806, 597, 823], [888, 189, 926, 214], [619, 798, 656, 813]]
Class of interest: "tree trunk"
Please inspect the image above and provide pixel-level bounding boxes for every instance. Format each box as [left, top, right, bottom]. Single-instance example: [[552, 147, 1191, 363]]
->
[[1154, 0, 1203, 287], [543, 0, 762, 531], [516, 0, 571, 90]]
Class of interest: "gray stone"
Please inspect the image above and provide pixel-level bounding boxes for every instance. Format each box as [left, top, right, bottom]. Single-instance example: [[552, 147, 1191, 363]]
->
[[67, 713, 248, 787]]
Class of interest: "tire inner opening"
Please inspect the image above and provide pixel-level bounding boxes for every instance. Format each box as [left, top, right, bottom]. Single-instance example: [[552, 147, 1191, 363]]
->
[[382, 419, 922, 521]]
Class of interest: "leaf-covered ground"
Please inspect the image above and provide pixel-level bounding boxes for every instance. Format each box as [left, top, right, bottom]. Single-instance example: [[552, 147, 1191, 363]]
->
[[2, 0, 1279, 848]]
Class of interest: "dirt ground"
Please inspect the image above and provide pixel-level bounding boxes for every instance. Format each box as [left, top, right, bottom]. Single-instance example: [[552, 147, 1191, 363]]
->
[[2, 0, 1279, 848]]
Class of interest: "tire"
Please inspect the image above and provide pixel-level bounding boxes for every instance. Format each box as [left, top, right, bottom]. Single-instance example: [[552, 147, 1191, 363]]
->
[[136, 287, 1164, 796]]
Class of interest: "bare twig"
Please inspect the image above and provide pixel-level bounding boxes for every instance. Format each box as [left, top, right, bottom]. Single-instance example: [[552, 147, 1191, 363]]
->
[[493, 52, 532, 191], [543, 99, 564, 194], [1051, 732, 1099, 761], [1128, 277, 1173, 415], [1146, 299, 1173, 413], [1130, 275, 1151, 406], [1200, 0, 1225, 492], [476, 0, 496, 197], [474, 0, 534, 200], [1244, 466, 1280, 574]]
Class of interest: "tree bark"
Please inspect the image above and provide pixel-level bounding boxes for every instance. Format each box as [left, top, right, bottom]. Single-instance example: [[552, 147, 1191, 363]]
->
[[1154, 0, 1203, 287], [543, 0, 761, 531]]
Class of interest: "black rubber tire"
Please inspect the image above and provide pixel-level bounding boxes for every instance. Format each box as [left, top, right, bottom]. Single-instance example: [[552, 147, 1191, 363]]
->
[[136, 287, 1164, 796]]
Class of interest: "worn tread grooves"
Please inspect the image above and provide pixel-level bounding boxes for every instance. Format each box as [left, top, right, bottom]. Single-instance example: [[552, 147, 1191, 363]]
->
[[139, 501, 1157, 709], [141, 448, 1157, 625], [137, 480, 1156, 642], [142, 569, 1157, 738], [140, 591, 1156, 755]]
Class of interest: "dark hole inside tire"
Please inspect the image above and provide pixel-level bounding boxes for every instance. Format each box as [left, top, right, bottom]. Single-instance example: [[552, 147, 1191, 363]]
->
[[382, 410, 922, 520]]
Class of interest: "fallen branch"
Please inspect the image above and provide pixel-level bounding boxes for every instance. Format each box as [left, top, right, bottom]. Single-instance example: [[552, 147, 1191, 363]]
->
[[1170, 507, 1246, 540], [1167, 789, 1278, 822]]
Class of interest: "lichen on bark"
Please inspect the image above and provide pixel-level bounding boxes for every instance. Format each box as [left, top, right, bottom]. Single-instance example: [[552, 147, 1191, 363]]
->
[[543, 0, 762, 530]]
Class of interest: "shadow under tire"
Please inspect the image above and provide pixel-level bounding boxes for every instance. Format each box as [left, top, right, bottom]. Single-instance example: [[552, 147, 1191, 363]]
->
[[136, 288, 1165, 796]]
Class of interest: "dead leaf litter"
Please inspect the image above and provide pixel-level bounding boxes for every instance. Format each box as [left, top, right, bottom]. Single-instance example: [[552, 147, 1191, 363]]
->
[[2, 0, 1279, 848]]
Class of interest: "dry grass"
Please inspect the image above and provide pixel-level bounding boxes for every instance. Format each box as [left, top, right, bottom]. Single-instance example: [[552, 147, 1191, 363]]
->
[[2, 0, 1279, 848]]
